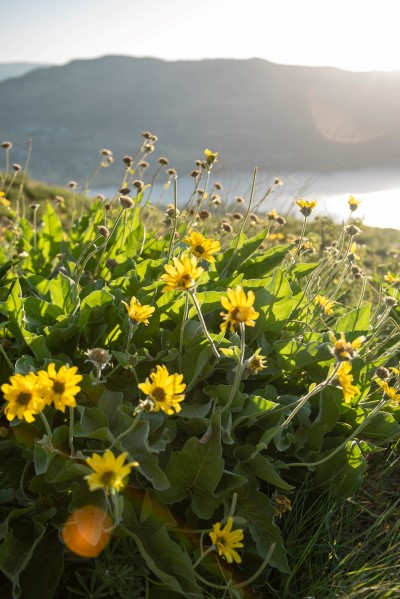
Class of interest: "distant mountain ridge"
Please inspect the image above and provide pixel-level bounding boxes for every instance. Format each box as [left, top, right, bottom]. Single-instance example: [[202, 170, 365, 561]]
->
[[0, 62, 51, 83], [1, 55, 400, 184]]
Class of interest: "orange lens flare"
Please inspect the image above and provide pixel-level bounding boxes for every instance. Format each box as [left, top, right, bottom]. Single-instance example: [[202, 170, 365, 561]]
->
[[61, 505, 112, 558]]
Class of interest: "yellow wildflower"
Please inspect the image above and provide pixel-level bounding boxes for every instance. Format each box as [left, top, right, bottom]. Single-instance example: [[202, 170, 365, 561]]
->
[[220, 286, 259, 333], [273, 495, 292, 518], [329, 332, 365, 361], [160, 255, 204, 292], [209, 517, 244, 564], [267, 209, 279, 220], [122, 296, 155, 325], [337, 362, 360, 404], [246, 350, 267, 375], [138, 365, 186, 415], [314, 295, 335, 315], [295, 199, 317, 217], [204, 149, 218, 165], [269, 232, 285, 243], [377, 380, 400, 406], [384, 272, 400, 286], [85, 449, 139, 494], [0, 192, 10, 207], [183, 231, 221, 263], [348, 195, 361, 211], [36, 363, 82, 412], [1, 372, 44, 423]]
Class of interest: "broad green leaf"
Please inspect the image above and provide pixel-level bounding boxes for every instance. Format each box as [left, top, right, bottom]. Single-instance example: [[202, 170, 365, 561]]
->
[[19, 532, 64, 599], [240, 244, 291, 279], [165, 410, 224, 518], [36, 202, 63, 261], [336, 303, 371, 336], [49, 272, 78, 314], [313, 439, 368, 495]]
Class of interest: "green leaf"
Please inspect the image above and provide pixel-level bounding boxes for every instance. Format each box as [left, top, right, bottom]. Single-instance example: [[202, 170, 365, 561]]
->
[[236, 481, 290, 573], [49, 273, 78, 314], [19, 531, 64, 599], [122, 498, 202, 597], [336, 304, 371, 336], [36, 202, 63, 261], [235, 446, 295, 490], [165, 410, 224, 518], [4, 279, 24, 339], [240, 244, 291, 279], [290, 262, 320, 279], [313, 440, 368, 495]]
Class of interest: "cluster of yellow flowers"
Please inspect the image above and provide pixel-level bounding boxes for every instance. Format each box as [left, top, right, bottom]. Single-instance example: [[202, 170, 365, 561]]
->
[[329, 332, 365, 404], [1, 363, 82, 422]]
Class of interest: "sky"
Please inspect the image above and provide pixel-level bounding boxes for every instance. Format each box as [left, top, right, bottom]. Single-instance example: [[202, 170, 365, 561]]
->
[[3, 0, 400, 72]]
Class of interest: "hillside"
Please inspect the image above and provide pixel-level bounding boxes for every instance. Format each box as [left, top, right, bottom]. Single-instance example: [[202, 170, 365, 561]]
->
[[0, 62, 50, 83], [1, 55, 400, 183]]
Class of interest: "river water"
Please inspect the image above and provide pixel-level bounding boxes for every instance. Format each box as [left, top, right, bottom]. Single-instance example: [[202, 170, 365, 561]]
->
[[93, 167, 400, 230]]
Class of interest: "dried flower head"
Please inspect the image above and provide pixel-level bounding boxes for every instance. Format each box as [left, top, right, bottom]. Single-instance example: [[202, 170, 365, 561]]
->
[[68, 181, 78, 189], [198, 209, 210, 220], [1, 141, 12, 149], [167, 168, 177, 177], [12, 163, 21, 172], [344, 224, 362, 237], [85, 348, 112, 370], [100, 148, 113, 156], [190, 169, 200, 178], [384, 295, 398, 307], [119, 187, 131, 195], [235, 196, 244, 204], [142, 131, 154, 139], [276, 216, 286, 225], [123, 155, 134, 166], [214, 181, 223, 190], [138, 160, 149, 169], [144, 144, 155, 154], [97, 225, 110, 238], [376, 366, 390, 380], [221, 221, 233, 233], [273, 495, 292, 518], [119, 195, 134, 209], [232, 212, 243, 220], [158, 156, 169, 165], [274, 177, 283, 186]]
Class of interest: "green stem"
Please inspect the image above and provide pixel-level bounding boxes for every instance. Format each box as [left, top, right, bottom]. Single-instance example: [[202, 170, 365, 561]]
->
[[167, 177, 178, 262], [225, 323, 246, 411], [286, 216, 308, 273], [69, 406, 75, 457], [109, 407, 143, 449], [186, 168, 210, 233], [192, 545, 214, 569], [236, 543, 276, 588], [39, 411, 53, 447], [188, 289, 220, 359], [179, 293, 190, 372]]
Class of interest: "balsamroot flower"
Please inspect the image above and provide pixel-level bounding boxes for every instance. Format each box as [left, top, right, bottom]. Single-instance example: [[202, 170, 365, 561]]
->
[[36, 363, 82, 412], [384, 272, 400, 287], [160, 255, 204, 292], [204, 148, 218, 166], [314, 295, 335, 315], [209, 517, 244, 564], [246, 350, 267, 375], [122, 296, 155, 325], [337, 362, 360, 404], [183, 231, 221, 263], [377, 380, 400, 406], [220, 286, 259, 333], [138, 365, 186, 415], [85, 449, 139, 494], [295, 199, 317, 217], [348, 195, 361, 211], [1, 372, 44, 423], [329, 332, 365, 361]]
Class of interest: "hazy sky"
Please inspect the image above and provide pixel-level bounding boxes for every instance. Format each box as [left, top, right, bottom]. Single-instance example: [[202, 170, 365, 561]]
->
[[3, 0, 400, 72]]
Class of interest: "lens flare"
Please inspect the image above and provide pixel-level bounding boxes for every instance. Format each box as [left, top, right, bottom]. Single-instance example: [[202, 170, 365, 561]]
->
[[61, 505, 112, 557]]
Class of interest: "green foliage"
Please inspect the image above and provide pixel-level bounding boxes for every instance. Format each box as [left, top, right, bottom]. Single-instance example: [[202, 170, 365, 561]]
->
[[0, 169, 399, 599]]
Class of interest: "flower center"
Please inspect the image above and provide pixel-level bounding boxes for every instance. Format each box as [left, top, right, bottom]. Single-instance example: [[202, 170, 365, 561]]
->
[[231, 307, 245, 322], [178, 274, 193, 288], [17, 392, 32, 406], [152, 387, 166, 402], [100, 470, 115, 484], [194, 245, 205, 254], [53, 381, 65, 394]]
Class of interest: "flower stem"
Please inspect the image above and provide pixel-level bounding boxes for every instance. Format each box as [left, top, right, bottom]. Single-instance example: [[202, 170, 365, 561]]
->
[[188, 289, 220, 359], [69, 406, 76, 457], [192, 545, 214, 570], [225, 322, 246, 411], [167, 177, 178, 262], [179, 293, 190, 372], [39, 411, 53, 448], [109, 406, 143, 449]]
